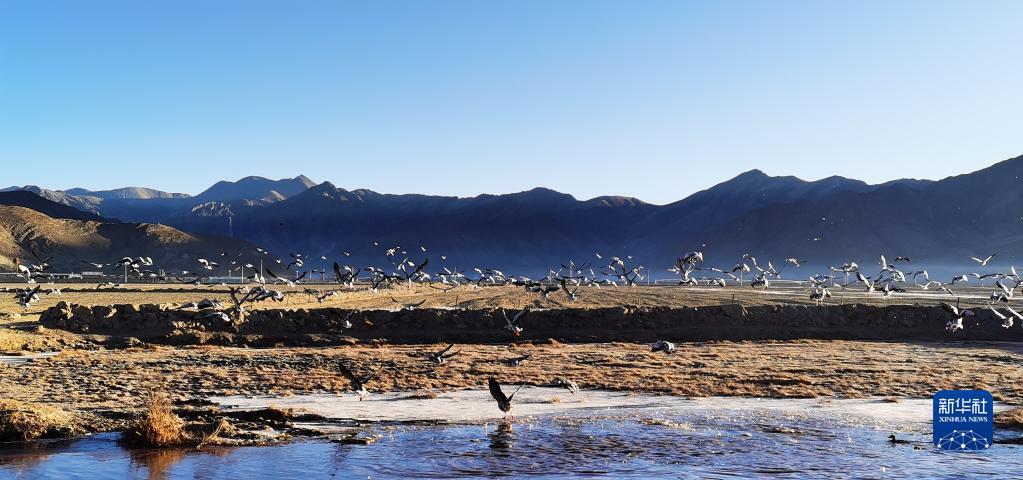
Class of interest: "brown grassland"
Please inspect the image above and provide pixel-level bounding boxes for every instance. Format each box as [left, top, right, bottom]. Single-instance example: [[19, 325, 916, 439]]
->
[[0, 282, 1020, 442]]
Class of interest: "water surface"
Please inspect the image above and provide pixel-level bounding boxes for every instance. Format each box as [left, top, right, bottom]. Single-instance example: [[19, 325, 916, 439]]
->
[[1, 393, 1020, 479]]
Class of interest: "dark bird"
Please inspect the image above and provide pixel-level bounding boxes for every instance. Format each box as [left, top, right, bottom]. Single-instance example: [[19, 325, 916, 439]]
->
[[525, 282, 560, 299], [80, 259, 106, 269], [558, 278, 580, 301], [426, 344, 460, 364], [554, 378, 580, 394], [333, 262, 360, 287], [502, 354, 531, 367], [888, 434, 911, 445], [14, 285, 41, 308], [176, 275, 206, 286], [501, 308, 527, 336], [392, 297, 426, 311], [488, 377, 525, 416], [337, 361, 376, 400], [304, 288, 337, 303], [265, 267, 306, 287]]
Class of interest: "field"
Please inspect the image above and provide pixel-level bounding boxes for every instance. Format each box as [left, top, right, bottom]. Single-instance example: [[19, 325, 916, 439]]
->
[[1, 281, 1021, 439]]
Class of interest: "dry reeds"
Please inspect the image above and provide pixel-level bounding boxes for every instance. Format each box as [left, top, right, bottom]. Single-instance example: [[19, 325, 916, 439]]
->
[[0, 398, 82, 441], [197, 418, 236, 448], [121, 393, 189, 447]]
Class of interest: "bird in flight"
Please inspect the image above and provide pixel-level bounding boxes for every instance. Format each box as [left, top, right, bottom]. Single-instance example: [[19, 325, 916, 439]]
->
[[488, 377, 524, 417], [501, 354, 531, 367], [941, 302, 974, 332], [426, 344, 461, 364], [392, 297, 426, 311], [501, 308, 527, 337], [337, 361, 376, 401], [971, 254, 996, 267]]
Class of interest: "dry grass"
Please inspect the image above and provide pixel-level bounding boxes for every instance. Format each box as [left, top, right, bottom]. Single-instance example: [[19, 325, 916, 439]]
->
[[4, 340, 1023, 417], [121, 394, 189, 447], [197, 418, 236, 448], [2, 282, 1011, 324], [0, 398, 82, 441]]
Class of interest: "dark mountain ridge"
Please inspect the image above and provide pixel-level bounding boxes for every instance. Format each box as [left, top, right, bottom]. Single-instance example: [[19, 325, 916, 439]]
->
[[7, 156, 1022, 274]]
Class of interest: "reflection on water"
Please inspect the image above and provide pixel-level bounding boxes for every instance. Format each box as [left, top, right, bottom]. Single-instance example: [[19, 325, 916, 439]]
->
[[130, 449, 186, 480], [0, 400, 1020, 479], [489, 420, 516, 451]]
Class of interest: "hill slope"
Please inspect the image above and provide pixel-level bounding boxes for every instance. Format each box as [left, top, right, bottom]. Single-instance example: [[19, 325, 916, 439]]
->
[[0, 186, 103, 214], [0, 191, 109, 222], [665, 154, 1023, 266], [0, 205, 254, 272]]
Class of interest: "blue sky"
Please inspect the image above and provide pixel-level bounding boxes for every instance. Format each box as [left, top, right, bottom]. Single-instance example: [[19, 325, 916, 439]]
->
[[2, 1, 1022, 204]]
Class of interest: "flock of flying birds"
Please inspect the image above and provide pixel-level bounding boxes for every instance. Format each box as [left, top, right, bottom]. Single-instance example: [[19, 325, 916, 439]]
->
[[4, 244, 1021, 414]]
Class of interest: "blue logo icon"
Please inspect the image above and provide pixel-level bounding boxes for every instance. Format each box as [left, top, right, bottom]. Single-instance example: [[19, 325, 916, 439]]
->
[[933, 390, 993, 450]]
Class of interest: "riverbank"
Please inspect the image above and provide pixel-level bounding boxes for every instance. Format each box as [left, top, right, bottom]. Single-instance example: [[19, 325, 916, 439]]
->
[[2, 284, 1022, 444], [2, 339, 1022, 440]]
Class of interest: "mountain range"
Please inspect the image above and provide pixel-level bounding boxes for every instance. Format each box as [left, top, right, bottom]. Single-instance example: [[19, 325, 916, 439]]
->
[[4, 155, 1022, 275]]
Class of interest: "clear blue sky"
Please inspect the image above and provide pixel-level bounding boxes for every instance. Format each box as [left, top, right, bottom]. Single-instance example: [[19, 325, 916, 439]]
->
[[2, 1, 1021, 204]]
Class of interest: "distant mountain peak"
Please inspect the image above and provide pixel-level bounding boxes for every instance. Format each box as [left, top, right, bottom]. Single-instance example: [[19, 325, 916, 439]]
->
[[194, 175, 318, 202], [310, 181, 338, 191], [0, 185, 103, 214], [585, 195, 650, 208], [737, 168, 768, 177], [506, 187, 576, 202], [64, 186, 191, 200]]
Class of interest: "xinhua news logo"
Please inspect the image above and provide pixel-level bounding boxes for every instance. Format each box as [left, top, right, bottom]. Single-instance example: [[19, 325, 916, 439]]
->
[[933, 390, 993, 451]]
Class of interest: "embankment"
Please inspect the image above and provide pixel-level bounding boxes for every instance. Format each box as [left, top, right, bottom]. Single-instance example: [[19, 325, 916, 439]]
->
[[37, 302, 1020, 346]]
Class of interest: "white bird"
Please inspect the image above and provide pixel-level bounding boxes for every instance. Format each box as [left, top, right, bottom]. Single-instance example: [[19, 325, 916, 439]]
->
[[941, 303, 974, 332], [971, 254, 996, 267], [989, 307, 1013, 328], [856, 272, 874, 292], [650, 340, 676, 353], [1004, 306, 1023, 328], [197, 258, 218, 270], [996, 279, 1015, 299], [810, 287, 832, 305]]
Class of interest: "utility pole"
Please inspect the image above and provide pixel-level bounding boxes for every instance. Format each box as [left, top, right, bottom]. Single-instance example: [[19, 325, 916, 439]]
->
[[123, 263, 128, 284]]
